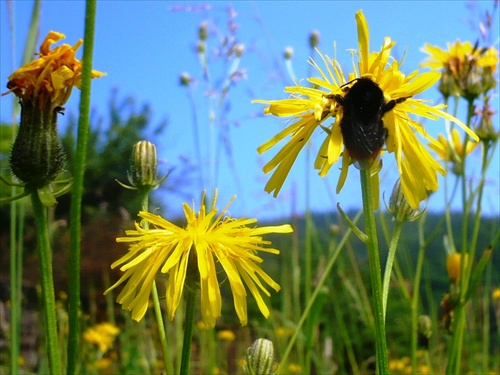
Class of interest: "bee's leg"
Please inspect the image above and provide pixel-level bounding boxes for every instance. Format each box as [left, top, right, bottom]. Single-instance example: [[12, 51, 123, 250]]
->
[[383, 96, 410, 113], [326, 94, 344, 106]]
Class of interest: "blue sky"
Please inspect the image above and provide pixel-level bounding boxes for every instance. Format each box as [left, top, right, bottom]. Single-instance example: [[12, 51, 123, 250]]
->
[[1, 1, 499, 220]]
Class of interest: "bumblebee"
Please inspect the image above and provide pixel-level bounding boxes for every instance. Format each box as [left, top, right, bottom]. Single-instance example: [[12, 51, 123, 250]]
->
[[330, 77, 409, 169]]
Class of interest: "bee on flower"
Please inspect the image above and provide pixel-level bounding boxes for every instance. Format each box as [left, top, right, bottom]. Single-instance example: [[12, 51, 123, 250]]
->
[[253, 10, 478, 210]]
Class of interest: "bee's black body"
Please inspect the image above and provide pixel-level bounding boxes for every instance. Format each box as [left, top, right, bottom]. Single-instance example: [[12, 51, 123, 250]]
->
[[331, 77, 406, 169]]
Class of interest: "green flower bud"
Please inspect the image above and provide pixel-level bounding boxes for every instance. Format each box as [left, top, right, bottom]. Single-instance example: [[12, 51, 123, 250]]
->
[[244, 338, 276, 375], [128, 140, 159, 192], [283, 47, 294, 60], [309, 30, 320, 49], [386, 179, 424, 222], [10, 98, 66, 189], [417, 315, 432, 349], [474, 99, 499, 143], [180, 72, 193, 86], [198, 22, 208, 41], [234, 43, 245, 58]]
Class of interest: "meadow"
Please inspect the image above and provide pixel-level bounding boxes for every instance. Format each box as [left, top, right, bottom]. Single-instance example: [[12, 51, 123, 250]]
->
[[1, 1, 499, 374]]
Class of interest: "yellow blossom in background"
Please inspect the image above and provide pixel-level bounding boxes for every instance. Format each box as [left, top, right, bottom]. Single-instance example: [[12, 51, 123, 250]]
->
[[216, 329, 236, 342], [83, 323, 120, 353], [253, 10, 477, 209], [446, 252, 469, 285], [421, 40, 498, 74], [4, 30, 105, 106], [429, 128, 478, 169], [421, 40, 499, 98], [492, 288, 500, 301], [288, 363, 303, 374], [105, 190, 293, 327]]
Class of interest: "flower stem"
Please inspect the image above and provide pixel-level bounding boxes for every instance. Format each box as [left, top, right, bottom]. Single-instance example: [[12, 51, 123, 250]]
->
[[152, 282, 172, 375], [180, 288, 197, 375], [411, 215, 427, 375], [277, 210, 362, 373], [67, 1, 97, 373], [9, 193, 22, 375], [31, 191, 62, 374], [359, 169, 388, 374], [382, 219, 403, 320], [138, 185, 172, 375]]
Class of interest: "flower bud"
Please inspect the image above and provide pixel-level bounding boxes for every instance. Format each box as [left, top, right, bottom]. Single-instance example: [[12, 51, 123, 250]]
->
[[198, 22, 208, 41], [474, 99, 499, 143], [244, 338, 276, 375], [417, 315, 432, 349], [446, 252, 468, 285], [234, 43, 245, 57], [10, 98, 66, 189], [180, 72, 193, 86], [128, 140, 158, 192], [283, 47, 294, 60], [386, 179, 424, 222], [309, 30, 320, 49]]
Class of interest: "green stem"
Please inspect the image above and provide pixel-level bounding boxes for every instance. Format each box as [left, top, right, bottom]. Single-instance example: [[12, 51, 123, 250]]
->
[[67, 1, 97, 373], [139, 190, 172, 375], [277, 210, 362, 373], [9, 192, 21, 375], [359, 169, 388, 374], [180, 288, 197, 375], [381, 219, 403, 320], [411, 214, 427, 375], [152, 283, 172, 375], [446, 99, 476, 375], [31, 192, 62, 374]]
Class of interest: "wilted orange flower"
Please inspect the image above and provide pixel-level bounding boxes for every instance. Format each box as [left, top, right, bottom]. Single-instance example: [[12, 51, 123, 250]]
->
[[4, 30, 105, 106]]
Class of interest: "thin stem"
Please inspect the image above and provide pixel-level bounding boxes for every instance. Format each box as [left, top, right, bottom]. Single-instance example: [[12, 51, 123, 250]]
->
[[31, 192, 62, 374], [152, 283, 172, 375], [447, 98, 477, 375], [382, 219, 403, 320], [139, 191, 172, 375], [180, 288, 197, 375], [67, 1, 97, 373], [9, 193, 21, 375], [411, 214, 427, 375], [360, 169, 388, 374], [277, 210, 362, 373]]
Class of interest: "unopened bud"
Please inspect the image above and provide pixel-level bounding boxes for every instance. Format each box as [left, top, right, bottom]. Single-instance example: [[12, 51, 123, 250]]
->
[[180, 72, 193, 86], [234, 43, 245, 57], [309, 30, 320, 48], [283, 47, 293, 60], [386, 179, 424, 222], [244, 338, 276, 375], [417, 315, 432, 349], [10, 99, 66, 189], [198, 22, 208, 41], [129, 140, 159, 192]]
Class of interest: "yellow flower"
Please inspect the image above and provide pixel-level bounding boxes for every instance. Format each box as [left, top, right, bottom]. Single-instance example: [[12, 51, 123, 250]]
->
[[83, 323, 120, 353], [254, 10, 477, 209], [105, 190, 293, 327], [429, 128, 478, 163], [216, 329, 236, 342], [492, 288, 500, 301], [446, 252, 469, 285], [421, 40, 499, 98], [4, 30, 105, 106], [421, 40, 498, 74]]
